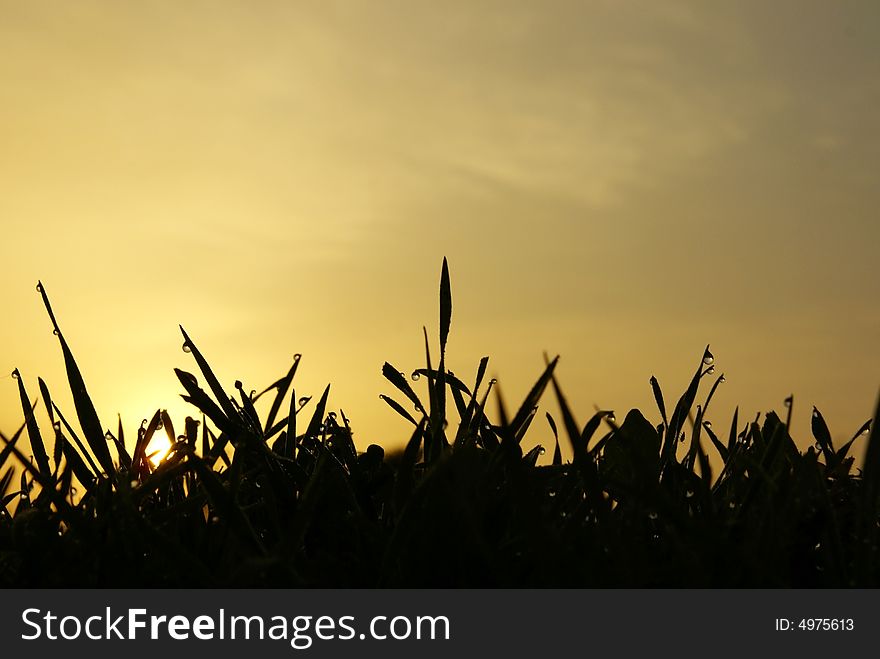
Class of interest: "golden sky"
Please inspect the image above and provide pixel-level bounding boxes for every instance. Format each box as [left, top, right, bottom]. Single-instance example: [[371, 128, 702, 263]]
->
[[1, 1, 878, 459]]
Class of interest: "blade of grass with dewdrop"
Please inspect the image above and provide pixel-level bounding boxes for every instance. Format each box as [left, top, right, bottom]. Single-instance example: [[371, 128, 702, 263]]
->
[[132, 411, 161, 475], [523, 445, 543, 467], [305, 384, 331, 439], [176, 369, 236, 437], [473, 356, 489, 398], [380, 395, 419, 426], [509, 357, 558, 442], [179, 326, 240, 422], [12, 371, 51, 480], [234, 381, 262, 434], [107, 430, 132, 471], [382, 362, 423, 411], [649, 376, 668, 429], [835, 419, 872, 462], [38, 282, 115, 476], [277, 386, 297, 459], [263, 355, 301, 434], [410, 368, 472, 396], [703, 420, 729, 464], [811, 407, 837, 467], [663, 347, 707, 468]]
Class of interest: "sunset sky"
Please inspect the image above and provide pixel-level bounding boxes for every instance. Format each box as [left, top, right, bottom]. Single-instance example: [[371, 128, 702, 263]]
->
[[1, 1, 877, 460]]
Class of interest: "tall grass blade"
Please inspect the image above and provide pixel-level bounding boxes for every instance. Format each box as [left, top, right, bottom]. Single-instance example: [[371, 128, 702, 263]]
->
[[37, 282, 114, 476], [649, 375, 668, 428], [179, 326, 240, 422], [306, 384, 331, 439], [439, 256, 452, 356], [382, 363, 423, 411], [263, 355, 301, 435], [13, 370, 51, 480], [509, 356, 558, 441]]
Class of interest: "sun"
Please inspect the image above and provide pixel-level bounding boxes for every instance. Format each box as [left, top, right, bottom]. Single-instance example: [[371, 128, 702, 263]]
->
[[145, 434, 173, 468]]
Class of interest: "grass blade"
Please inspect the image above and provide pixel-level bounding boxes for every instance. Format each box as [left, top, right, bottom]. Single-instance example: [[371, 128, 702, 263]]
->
[[37, 282, 114, 476]]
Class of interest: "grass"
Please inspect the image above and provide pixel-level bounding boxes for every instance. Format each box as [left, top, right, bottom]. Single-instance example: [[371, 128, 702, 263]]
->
[[0, 258, 877, 587]]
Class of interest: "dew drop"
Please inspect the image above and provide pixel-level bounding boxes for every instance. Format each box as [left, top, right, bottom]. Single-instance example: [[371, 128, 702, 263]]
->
[[104, 431, 113, 441], [686, 490, 695, 498], [234, 380, 243, 390], [414, 404, 423, 413], [130, 480, 138, 489], [532, 406, 539, 414], [648, 512, 658, 520], [210, 516, 220, 524], [328, 411, 337, 420], [298, 396, 311, 406], [728, 501, 736, 509], [706, 365, 715, 375], [862, 426, 872, 436], [378, 394, 386, 401], [703, 421, 713, 429], [489, 378, 498, 386], [606, 412, 616, 423], [538, 447, 546, 455], [293, 353, 302, 361], [702, 350, 714, 366], [411, 371, 421, 381], [11, 369, 19, 380], [812, 408, 819, 418], [53, 328, 60, 336], [52, 421, 61, 431], [182, 342, 191, 353], [719, 375, 726, 384], [548, 490, 557, 497], [36, 283, 43, 293]]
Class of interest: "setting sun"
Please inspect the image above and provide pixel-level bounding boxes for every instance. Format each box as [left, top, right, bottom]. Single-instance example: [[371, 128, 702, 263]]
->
[[145, 433, 172, 468]]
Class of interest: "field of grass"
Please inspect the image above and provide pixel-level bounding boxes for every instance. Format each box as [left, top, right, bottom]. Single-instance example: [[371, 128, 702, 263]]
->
[[1, 259, 877, 587]]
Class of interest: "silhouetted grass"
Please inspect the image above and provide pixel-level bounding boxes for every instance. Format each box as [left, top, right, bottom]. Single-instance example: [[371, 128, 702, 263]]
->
[[0, 260, 877, 587]]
